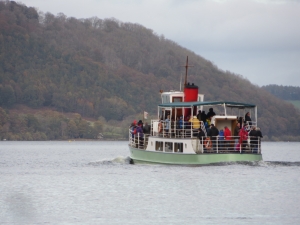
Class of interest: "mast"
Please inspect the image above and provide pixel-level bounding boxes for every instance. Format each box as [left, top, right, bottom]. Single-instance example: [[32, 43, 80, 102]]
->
[[183, 56, 193, 87]]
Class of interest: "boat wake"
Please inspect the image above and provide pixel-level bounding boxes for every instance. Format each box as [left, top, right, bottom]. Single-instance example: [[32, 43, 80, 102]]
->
[[88, 158, 300, 167], [218, 161, 300, 167], [88, 156, 132, 166], [259, 161, 300, 167]]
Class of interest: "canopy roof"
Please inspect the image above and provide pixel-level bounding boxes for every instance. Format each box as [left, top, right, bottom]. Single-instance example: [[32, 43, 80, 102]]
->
[[158, 101, 256, 108]]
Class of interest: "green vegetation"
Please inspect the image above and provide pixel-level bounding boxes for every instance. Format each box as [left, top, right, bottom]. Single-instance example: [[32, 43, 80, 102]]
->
[[286, 101, 300, 110], [0, 106, 104, 140], [1, 1, 300, 141]]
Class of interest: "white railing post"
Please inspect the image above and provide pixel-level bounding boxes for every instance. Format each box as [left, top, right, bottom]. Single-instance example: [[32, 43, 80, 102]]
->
[[216, 136, 218, 153], [240, 140, 242, 153], [258, 137, 261, 154], [201, 137, 204, 153]]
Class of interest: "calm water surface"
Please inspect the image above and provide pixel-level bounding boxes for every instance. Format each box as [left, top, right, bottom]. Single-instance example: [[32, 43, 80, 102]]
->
[[1, 141, 300, 225]]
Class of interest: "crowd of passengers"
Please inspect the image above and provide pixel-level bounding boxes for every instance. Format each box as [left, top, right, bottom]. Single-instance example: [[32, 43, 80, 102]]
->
[[196, 109, 263, 152], [197, 121, 263, 153], [130, 109, 263, 152]]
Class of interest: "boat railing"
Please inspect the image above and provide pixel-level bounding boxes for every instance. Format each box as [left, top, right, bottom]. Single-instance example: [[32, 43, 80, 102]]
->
[[150, 119, 205, 139], [128, 128, 149, 150], [198, 135, 261, 154], [129, 127, 261, 154]]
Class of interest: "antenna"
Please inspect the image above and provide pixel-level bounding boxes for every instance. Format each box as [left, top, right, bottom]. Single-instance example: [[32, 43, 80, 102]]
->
[[179, 73, 183, 91], [182, 56, 193, 87]]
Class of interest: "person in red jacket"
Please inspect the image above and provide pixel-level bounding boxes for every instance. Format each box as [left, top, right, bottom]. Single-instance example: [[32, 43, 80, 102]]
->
[[239, 126, 248, 152], [224, 126, 232, 150]]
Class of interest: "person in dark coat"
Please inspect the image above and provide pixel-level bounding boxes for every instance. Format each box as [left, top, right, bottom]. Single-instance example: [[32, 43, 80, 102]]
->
[[245, 112, 252, 126], [197, 110, 202, 121], [201, 111, 207, 124], [197, 128, 206, 144], [256, 127, 263, 138], [209, 124, 219, 150], [206, 108, 216, 119], [249, 126, 258, 152], [143, 122, 151, 134]]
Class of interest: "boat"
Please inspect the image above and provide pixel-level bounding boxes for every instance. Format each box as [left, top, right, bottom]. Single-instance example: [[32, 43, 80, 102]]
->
[[128, 57, 263, 165]]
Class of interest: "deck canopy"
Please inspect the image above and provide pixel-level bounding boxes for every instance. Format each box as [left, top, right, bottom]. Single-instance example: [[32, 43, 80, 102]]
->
[[158, 101, 256, 108]]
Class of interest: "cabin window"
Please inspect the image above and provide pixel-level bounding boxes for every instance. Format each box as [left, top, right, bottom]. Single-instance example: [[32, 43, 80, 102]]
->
[[174, 143, 183, 153], [185, 143, 187, 148], [165, 142, 173, 152], [172, 97, 182, 102], [155, 141, 163, 151]]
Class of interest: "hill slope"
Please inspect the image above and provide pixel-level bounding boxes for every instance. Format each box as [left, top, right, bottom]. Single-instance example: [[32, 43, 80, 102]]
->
[[0, 1, 300, 140]]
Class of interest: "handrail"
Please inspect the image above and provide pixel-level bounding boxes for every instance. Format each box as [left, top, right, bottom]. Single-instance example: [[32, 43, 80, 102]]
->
[[150, 119, 205, 139], [129, 126, 261, 154], [198, 135, 261, 153]]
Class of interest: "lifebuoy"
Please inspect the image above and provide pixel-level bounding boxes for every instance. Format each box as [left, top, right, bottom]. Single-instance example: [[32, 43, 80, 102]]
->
[[204, 138, 212, 149], [158, 122, 162, 133]]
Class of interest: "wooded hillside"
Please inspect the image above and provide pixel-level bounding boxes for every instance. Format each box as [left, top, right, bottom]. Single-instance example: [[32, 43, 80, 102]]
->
[[1, 1, 300, 141], [262, 85, 300, 100]]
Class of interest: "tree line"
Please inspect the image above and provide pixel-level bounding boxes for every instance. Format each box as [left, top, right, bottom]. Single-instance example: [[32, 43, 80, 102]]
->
[[0, 106, 103, 140], [262, 85, 300, 100]]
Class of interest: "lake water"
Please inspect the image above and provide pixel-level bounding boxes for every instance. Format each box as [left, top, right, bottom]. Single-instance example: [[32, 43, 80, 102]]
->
[[1, 141, 300, 225]]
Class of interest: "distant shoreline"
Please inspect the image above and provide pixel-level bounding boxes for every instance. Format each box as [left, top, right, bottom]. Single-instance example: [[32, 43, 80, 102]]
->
[[0, 139, 127, 142]]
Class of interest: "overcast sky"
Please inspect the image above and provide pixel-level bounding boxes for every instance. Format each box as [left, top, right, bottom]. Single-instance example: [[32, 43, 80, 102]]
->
[[18, 0, 300, 87]]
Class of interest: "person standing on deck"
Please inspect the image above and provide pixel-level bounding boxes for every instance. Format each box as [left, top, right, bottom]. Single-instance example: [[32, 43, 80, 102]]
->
[[130, 120, 137, 139], [201, 111, 207, 124], [239, 126, 248, 152], [143, 122, 151, 134], [198, 128, 206, 149], [234, 122, 240, 149], [189, 116, 201, 137], [136, 121, 144, 139], [209, 124, 219, 150], [165, 115, 170, 137], [245, 112, 252, 126], [218, 129, 224, 150], [198, 128, 206, 139], [224, 126, 232, 150], [179, 116, 184, 129], [206, 108, 216, 118], [197, 110, 202, 121], [249, 126, 258, 152]]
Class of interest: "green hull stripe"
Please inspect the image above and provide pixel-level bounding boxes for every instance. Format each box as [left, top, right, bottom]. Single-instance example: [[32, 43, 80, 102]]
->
[[129, 146, 262, 165]]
